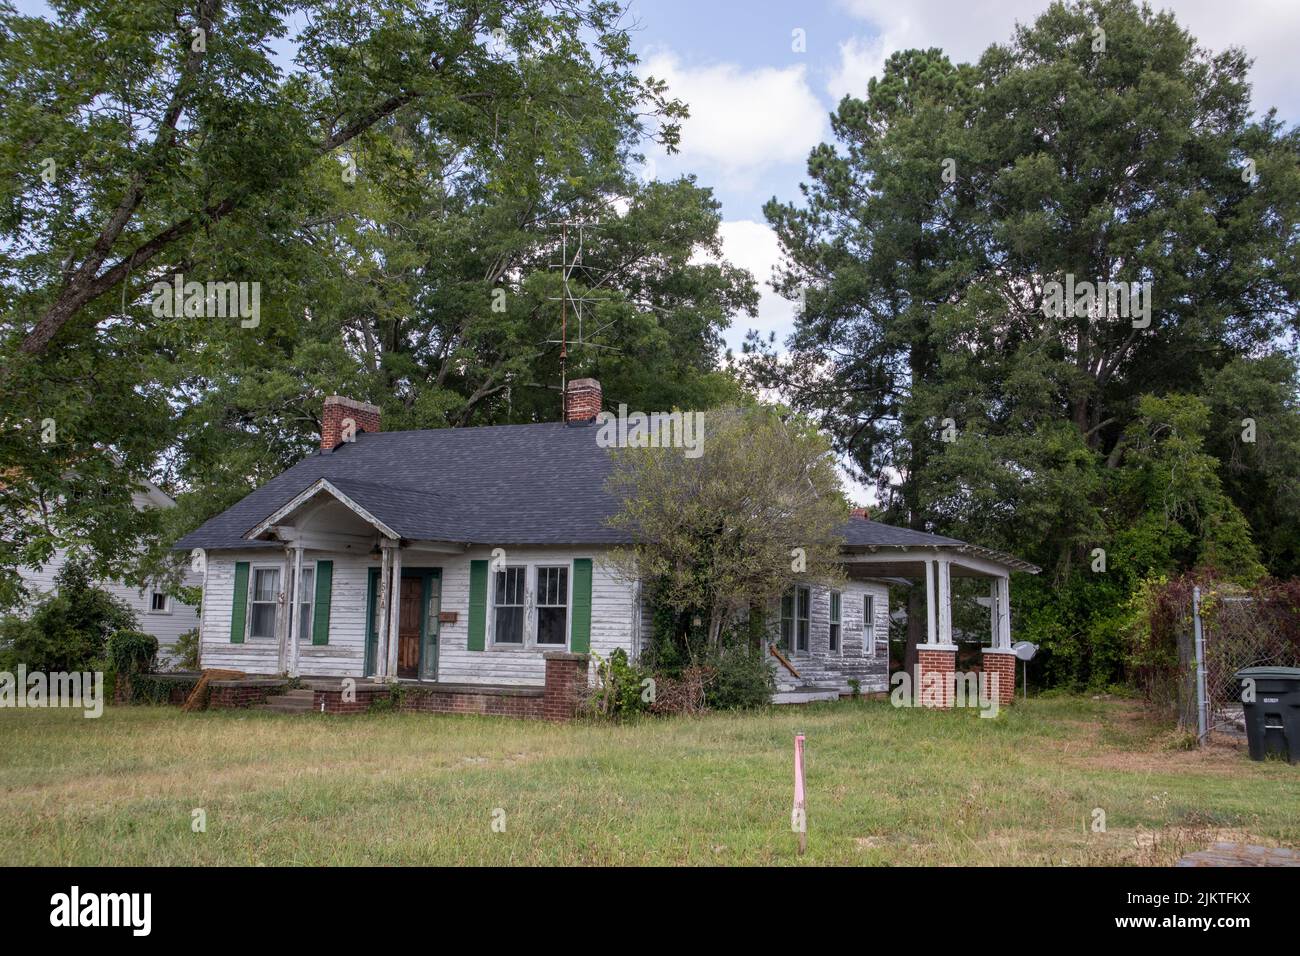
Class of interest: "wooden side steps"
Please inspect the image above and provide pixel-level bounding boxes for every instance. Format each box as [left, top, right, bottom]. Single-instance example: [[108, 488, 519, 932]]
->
[[182, 669, 246, 712]]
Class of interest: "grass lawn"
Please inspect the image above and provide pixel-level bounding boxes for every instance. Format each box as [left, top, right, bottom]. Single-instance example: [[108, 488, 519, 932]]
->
[[1, 694, 1295, 866]]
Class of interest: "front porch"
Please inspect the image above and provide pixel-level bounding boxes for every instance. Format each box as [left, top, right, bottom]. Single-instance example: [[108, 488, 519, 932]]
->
[[244, 476, 469, 682]]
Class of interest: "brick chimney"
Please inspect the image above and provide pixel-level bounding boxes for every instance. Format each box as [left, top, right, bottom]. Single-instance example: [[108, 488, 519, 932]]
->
[[321, 395, 381, 450], [851, 507, 870, 520], [565, 378, 602, 424]]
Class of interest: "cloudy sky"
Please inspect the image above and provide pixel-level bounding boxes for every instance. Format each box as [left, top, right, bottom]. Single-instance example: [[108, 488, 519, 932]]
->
[[624, 0, 1300, 352]]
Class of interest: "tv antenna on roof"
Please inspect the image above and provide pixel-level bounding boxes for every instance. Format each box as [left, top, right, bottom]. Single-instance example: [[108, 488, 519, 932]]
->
[[545, 219, 620, 418]]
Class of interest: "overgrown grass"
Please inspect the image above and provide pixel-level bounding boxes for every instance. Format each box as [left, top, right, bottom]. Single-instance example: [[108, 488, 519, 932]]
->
[[1, 695, 1294, 865]]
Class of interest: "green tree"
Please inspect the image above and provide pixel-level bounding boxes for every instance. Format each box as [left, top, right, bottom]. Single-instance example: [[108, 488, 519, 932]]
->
[[0, 561, 138, 672], [748, 0, 1299, 687], [606, 406, 849, 649], [0, 1, 752, 605]]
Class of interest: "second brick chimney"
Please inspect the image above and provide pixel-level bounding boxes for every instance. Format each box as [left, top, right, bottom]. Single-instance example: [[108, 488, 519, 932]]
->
[[321, 395, 381, 450], [565, 378, 602, 424]]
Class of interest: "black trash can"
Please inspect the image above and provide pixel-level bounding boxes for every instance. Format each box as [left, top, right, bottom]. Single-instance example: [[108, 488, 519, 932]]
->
[[1234, 666, 1300, 763]]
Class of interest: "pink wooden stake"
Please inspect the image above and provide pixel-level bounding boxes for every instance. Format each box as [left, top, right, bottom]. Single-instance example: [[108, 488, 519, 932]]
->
[[793, 733, 807, 855]]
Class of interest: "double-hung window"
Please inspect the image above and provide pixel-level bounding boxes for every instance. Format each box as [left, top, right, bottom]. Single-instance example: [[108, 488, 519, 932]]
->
[[249, 567, 280, 640], [296, 565, 315, 642], [829, 591, 842, 653], [782, 586, 811, 653], [493, 566, 526, 644], [149, 589, 170, 613], [535, 566, 569, 645], [863, 594, 875, 656]]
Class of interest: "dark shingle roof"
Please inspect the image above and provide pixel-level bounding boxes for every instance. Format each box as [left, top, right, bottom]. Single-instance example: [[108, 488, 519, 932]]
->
[[173, 421, 1038, 572], [175, 423, 626, 550]]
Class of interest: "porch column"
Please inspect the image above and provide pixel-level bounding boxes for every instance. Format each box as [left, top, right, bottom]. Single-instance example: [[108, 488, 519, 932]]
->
[[386, 545, 403, 679], [981, 575, 1016, 706], [375, 543, 393, 679], [287, 544, 305, 677]]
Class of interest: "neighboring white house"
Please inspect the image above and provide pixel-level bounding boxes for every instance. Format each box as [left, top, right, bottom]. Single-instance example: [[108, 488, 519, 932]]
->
[[18, 481, 201, 667], [174, 383, 1038, 703]]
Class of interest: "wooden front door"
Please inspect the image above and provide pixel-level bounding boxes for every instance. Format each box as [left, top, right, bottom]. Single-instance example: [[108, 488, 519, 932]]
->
[[397, 576, 423, 679]]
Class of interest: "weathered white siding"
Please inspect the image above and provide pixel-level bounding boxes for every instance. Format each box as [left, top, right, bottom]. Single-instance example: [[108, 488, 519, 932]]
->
[[197, 544, 640, 685], [431, 545, 638, 686], [760, 577, 892, 693], [197, 549, 284, 673]]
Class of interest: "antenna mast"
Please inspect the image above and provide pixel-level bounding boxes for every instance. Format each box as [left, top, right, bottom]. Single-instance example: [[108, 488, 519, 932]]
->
[[547, 219, 619, 419]]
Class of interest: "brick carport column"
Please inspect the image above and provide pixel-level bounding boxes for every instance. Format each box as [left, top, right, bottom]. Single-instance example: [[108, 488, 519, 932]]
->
[[543, 651, 590, 721], [917, 644, 959, 709], [915, 557, 958, 708], [980, 648, 1017, 706], [981, 575, 1016, 706]]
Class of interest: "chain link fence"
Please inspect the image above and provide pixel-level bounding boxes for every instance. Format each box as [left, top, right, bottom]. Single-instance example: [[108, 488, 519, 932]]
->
[[1196, 589, 1300, 740]]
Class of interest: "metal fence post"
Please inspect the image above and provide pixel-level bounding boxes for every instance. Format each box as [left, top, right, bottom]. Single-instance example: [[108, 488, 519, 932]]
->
[[1193, 586, 1208, 744]]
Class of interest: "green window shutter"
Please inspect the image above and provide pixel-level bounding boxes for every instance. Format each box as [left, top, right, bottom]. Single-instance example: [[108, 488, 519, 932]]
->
[[311, 560, 333, 645], [467, 559, 488, 651], [365, 567, 379, 674], [571, 558, 592, 654], [230, 561, 249, 643]]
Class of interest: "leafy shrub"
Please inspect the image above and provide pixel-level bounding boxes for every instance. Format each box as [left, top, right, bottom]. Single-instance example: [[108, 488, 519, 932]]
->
[[171, 627, 200, 671], [127, 673, 199, 705], [108, 629, 159, 677], [0, 563, 137, 672], [368, 684, 404, 713], [704, 638, 774, 710], [587, 649, 651, 719]]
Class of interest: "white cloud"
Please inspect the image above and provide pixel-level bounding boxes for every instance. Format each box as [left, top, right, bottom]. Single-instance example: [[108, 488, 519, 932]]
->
[[640, 51, 828, 184], [830, 0, 1300, 119], [710, 220, 798, 348], [826, 34, 892, 104]]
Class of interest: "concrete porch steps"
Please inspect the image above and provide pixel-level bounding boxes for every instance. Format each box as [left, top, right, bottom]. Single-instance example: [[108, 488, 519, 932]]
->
[[254, 688, 316, 715], [773, 686, 844, 705]]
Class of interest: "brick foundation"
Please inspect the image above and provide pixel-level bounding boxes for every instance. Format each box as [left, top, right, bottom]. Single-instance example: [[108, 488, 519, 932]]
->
[[311, 683, 546, 719], [542, 652, 589, 722], [981, 648, 1017, 706], [916, 645, 958, 709], [208, 679, 287, 709], [205, 653, 590, 722]]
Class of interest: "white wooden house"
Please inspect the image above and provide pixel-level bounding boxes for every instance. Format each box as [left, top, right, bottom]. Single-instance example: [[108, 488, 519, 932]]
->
[[175, 382, 1037, 704], [18, 482, 200, 666]]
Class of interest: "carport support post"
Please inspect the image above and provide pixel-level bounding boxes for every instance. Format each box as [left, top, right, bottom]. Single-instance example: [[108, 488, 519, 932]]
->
[[924, 559, 938, 644], [981, 575, 1016, 706], [917, 558, 958, 708], [936, 558, 952, 644]]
